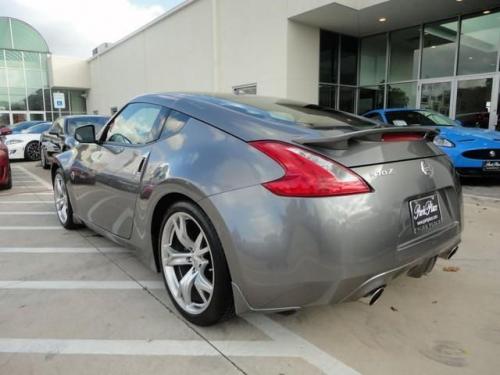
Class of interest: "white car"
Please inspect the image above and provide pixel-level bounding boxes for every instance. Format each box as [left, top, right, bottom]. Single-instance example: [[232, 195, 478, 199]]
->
[[5, 122, 51, 161]]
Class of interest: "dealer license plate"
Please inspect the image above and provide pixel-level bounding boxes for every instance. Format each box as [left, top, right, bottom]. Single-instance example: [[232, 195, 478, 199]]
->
[[409, 194, 442, 233]]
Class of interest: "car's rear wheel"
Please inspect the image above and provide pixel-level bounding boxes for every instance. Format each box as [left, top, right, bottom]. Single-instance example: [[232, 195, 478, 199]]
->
[[159, 201, 234, 326], [24, 141, 40, 161], [53, 170, 77, 229], [40, 147, 50, 169]]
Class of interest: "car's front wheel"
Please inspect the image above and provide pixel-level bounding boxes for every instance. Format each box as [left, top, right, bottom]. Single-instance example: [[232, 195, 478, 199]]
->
[[159, 201, 234, 326], [53, 170, 77, 229]]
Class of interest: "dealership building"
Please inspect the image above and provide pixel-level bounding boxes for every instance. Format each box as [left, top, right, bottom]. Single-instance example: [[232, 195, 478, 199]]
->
[[1, 0, 500, 129]]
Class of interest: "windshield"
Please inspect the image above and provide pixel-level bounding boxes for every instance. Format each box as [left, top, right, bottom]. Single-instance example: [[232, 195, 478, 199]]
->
[[9, 121, 42, 132], [23, 122, 51, 134], [385, 110, 455, 126], [200, 95, 378, 129], [66, 116, 109, 136]]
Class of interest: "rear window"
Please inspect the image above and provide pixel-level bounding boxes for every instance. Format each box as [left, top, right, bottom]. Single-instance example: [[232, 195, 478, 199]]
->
[[201, 95, 377, 129], [385, 110, 455, 126], [66, 116, 109, 136]]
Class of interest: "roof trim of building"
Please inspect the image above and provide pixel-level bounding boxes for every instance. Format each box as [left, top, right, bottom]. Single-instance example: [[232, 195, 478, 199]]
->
[[88, 0, 198, 61]]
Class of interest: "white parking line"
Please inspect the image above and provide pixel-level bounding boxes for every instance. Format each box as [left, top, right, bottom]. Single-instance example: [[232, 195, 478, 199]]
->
[[0, 201, 53, 204], [463, 193, 500, 202], [0, 280, 164, 289], [12, 166, 52, 190], [0, 212, 55, 215], [0, 226, 62, 230], [0, 338, 218, 356], [0, 247, 128, 254]]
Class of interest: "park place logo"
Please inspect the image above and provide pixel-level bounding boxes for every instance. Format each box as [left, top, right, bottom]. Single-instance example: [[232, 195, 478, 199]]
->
[[420, 160, 434, 177]]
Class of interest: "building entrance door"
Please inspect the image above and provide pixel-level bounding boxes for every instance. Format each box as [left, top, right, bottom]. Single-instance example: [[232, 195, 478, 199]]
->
[[418, 80, 452, 116], [455, 75, 499, 131]]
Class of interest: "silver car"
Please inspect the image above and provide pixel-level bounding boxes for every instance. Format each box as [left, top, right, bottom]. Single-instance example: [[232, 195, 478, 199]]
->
[[52, 93, 462, 326]]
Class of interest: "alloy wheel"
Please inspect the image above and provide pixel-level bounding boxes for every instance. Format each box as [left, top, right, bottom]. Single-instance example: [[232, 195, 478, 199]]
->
[[54, 173, 68, 224], [161, 212, 215, 315], [26, 142, 40, 160]]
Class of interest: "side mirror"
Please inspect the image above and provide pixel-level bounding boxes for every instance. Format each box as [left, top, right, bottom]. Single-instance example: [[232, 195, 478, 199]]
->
[[74, 124, 96, 143]]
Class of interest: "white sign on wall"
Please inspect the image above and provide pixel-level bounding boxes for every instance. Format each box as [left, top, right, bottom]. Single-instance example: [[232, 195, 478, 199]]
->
[[53, 92, 66, 109]]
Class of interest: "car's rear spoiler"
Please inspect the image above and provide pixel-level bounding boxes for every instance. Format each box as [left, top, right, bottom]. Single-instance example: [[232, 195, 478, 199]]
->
[[294, 126, 438, 150]]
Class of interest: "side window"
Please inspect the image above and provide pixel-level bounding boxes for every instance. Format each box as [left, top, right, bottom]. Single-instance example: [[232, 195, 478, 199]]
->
[[162, 110, 189, 137], [50, 119, 63, 134], [105, 103, 164, 145]]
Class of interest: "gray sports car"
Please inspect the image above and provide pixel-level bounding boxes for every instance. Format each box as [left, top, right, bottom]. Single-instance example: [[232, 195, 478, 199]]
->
[[51, 93, 462, 326]]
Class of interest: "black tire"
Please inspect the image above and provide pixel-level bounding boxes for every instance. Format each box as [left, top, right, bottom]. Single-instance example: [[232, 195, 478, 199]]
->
[[158, 201, 234, 326], [40, 147, 50, 169], [24, 141, 41, 161], [53, 169, 78, 229]]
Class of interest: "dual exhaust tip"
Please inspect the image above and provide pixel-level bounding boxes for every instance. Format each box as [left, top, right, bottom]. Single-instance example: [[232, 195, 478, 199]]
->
[[361, 286, 385, 306]]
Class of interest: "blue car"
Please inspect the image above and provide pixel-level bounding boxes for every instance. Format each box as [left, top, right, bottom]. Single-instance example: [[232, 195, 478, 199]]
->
[[363, 108, 500, 176]]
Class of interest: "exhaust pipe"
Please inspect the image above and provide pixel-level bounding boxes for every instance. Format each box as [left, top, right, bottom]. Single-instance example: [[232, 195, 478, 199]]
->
[[439, 246, 459, 260], [360, 286, 385, 305], [447, 247, 458, 260], [369, 286, 385, 305]]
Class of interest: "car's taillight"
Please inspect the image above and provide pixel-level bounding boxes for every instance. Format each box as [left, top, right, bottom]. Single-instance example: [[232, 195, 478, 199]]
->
[[249, 141, 372, 197], [382, 133, 424, 142]]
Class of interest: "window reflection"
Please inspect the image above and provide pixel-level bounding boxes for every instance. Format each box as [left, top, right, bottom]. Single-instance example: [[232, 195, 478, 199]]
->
[[421, 19, 458, 78]]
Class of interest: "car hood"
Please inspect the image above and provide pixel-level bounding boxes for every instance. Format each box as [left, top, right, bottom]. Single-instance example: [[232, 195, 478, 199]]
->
[[4, 133, 42, 143], [439, 127, 500, 145]]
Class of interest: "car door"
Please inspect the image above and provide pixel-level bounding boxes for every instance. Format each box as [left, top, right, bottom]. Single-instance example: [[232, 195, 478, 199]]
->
[[72, 102, 168, 238]]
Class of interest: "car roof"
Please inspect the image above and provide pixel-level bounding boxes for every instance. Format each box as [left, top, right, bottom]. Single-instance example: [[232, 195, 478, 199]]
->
[[131, 92, 377, 142]]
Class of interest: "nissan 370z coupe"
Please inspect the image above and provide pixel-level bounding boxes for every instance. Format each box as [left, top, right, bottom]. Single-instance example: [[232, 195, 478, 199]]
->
[[51, 93, 463, 326]]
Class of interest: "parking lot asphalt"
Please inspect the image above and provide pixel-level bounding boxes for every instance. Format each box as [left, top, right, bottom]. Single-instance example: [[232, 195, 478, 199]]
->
[[0, 161, 499, 375]]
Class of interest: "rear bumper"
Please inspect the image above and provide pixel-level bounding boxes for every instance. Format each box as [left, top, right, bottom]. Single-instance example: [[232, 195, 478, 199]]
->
[[201, 156, 462, 313]]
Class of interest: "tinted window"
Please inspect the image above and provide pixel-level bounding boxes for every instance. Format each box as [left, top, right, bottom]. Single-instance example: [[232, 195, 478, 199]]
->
[[201, 95, 376, 128], [385, 110, 455, 126], [66, 116, 109, 137], [106, 103, 164, 145]]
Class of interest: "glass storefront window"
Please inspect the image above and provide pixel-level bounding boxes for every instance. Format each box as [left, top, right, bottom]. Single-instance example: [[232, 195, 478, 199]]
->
[[319, 84, 336, 108], [7, 68, 25, 87], [26, 69, 42, 88], [0, 113, 9, 126], [358, 86, 384, 114], [456, 78, 493, 129], [360, 34, 386, 86], [320, 31, 338, 84], [458, 11, 500, 75], [387, 82, 417, 108], [23, 52, 41, 69], [0, 88, 8, 111], [10, 18, 49, 52], [5, 50, 23, 68], [389, 27, 420, 82], [0, 19, 11, 49], [27, 87, 43, 111], [420, 81, 451, 116], [340, 35, 358, 85], [421, 19, 458, 79], [339, 86, 356, 113]]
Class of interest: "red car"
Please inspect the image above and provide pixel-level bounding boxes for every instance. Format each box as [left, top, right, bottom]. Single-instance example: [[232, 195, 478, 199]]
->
[[0, 126, 12, 136], [0, 137, 12, 190]]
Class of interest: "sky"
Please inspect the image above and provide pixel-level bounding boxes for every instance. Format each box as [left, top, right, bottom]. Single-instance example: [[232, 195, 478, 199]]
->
[[0, 0, 184, 58]]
